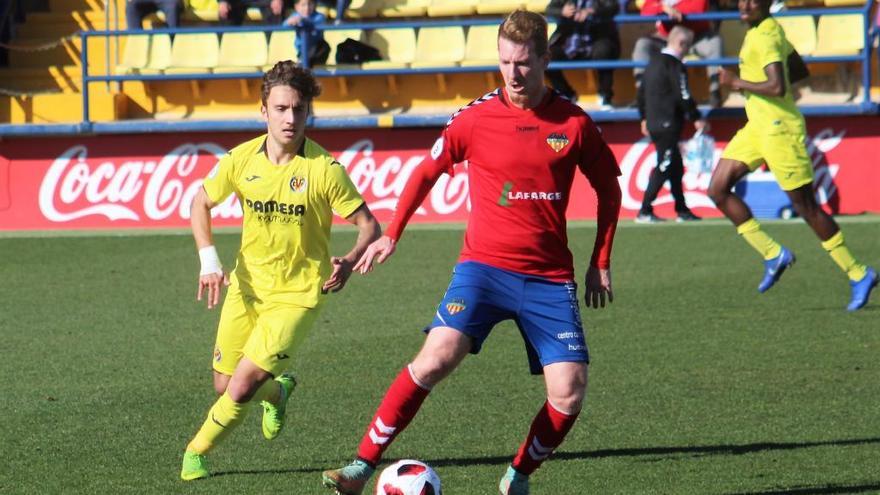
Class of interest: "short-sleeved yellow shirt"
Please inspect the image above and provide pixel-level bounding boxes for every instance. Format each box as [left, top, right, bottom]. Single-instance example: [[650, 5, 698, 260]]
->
[[202, 135, 364, 308], [739, 16, 804, 131]]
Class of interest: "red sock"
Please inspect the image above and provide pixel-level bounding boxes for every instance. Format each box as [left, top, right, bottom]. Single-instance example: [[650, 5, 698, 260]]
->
[[356, 365, 431, 466], [511, 401, 579, 475]]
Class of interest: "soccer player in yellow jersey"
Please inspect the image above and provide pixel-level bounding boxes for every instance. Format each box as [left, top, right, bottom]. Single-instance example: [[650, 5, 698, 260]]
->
[[180, 61, 381, 480], [708, 0, 877, 311]]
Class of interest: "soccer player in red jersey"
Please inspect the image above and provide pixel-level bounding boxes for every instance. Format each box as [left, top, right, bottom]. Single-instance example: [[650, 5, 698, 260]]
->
[[322, 10, 622, 495]]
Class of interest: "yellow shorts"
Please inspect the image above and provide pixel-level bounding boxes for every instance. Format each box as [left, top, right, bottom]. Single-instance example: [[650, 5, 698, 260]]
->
[[721, 120, 813, 191], [212, 287, 323, 377]]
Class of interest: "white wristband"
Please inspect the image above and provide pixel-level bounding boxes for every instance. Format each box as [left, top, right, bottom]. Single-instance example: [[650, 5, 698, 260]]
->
[[198, 245, 223, 276]]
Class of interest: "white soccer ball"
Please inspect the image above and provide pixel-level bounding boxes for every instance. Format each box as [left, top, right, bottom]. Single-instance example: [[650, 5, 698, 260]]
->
[[375, 459, 442, 495]]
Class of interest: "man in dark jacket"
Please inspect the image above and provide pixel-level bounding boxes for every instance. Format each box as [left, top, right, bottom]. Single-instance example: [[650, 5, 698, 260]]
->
[[636, 25, 706, 223], [546, 0, 620, 109]]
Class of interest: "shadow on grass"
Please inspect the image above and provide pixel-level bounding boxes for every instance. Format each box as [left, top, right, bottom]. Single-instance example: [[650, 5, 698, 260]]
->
[[727, 482, 880, 494], [209, 436, 880, 480], [426, 436, 880, 467]]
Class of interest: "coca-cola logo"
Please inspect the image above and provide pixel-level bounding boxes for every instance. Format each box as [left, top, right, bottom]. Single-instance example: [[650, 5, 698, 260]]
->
[[39, 143, 239, 223], [337, 138, 470, 217], [617, 129, 843, 212]]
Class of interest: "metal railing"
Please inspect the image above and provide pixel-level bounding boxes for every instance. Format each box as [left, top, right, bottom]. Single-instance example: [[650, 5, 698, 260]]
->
[[70, 1, 877, 130]]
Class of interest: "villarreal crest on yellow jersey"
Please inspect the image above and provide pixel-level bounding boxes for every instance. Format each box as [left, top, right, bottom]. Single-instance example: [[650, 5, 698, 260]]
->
[[202, 135, 364, 307]]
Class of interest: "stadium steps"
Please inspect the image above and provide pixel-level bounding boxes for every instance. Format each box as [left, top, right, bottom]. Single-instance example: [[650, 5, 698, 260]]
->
[[7, 35, 119, 70], [0, 65, 85, 93], [15, 11, 116, 39]]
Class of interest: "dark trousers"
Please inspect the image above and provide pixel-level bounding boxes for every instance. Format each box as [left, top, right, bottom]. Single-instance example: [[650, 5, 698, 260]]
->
[[546, 35, 620, 100], [221, 0, 292, 25], [640, 128, 690, 215], [126, 0, 181, 29]]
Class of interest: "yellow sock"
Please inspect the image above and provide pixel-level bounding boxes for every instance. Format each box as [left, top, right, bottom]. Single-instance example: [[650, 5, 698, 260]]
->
[[821, 231, 867, 281], [251, 378, 280, 404], [186, 392, 249, 455], [737, 219, 782, 260]]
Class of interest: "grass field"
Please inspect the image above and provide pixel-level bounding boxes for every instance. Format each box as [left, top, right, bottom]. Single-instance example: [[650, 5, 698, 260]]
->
[[1, 217, 878, 495]]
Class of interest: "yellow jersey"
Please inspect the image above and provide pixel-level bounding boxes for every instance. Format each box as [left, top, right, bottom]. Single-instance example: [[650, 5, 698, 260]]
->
[[739, 17, 804, 130], [203, 135, 365, 308]]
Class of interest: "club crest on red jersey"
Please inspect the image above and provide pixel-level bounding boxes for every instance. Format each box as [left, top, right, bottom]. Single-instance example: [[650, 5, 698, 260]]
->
[[446, 299, 466, 315], [289, 176, 307, 193], [546, 133, 569, 153]]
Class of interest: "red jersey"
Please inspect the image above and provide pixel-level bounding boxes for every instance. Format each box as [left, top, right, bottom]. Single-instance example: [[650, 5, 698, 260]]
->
[[641, 0, 711, 37], [386, 88, 621, 281]]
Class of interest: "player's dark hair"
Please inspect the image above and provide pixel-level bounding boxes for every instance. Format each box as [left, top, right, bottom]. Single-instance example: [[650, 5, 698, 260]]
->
[[261, 60, 322, 106], [498, 10, 548, 56]]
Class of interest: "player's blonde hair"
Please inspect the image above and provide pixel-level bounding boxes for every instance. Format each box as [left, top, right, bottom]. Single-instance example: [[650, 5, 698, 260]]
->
[[498, 10, 548, 56], [261, 60, 322, 105]]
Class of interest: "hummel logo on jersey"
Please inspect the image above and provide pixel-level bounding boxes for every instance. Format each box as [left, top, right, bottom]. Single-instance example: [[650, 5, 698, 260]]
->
[[369, 417, 396, 445], [246, 175, 261, 181], [546, 133, 569, 152]]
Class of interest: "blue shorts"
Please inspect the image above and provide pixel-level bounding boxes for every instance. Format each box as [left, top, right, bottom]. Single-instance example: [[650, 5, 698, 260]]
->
[[428, 261, 589, 375]]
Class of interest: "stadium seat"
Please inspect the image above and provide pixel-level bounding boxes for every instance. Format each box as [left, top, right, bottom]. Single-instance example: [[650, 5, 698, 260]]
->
[[164, 33, 219, 74], [410, 26, 466, 68], [332, 0, 382, 19], [475, 0, 526, 15], [324, 28, 367, 67], [115, 34, 151, 74], [378, 0, 430, 17], [818, 0, 862, 5], [426, 0, 477, 17], [462, 25, 499, 66], [362, 28, 416, 69], [719, 19, 748, 57], [216, 32, 268, 73], [775, 15, 816, 56], [812, 14, 865, 56], [265, 31, 298, 69], [138, 34, 172, 74], [525, 0, 547, 12]]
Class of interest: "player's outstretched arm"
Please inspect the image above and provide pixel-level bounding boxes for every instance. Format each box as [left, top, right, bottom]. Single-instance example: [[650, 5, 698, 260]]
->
[[584, 266, 613, 309], [191, 187, 229, 309], [323, 204, 381, 293], [353, 235, 397, 274]]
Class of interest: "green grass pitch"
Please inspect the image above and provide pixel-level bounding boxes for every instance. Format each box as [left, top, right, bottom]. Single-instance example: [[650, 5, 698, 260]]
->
[[1, 217, 878, 494]]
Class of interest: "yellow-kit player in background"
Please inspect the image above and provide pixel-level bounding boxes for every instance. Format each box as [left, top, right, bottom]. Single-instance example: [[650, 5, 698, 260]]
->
[[180, 60, 381, 480], [708, 0, 877, 311]]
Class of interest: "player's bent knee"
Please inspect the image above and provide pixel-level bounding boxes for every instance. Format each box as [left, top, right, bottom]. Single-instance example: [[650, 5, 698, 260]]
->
[[213, 371, 231, 396]]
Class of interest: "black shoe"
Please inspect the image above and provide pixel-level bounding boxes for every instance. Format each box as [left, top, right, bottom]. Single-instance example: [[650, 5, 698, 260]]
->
[[676, 211, 701, 222]]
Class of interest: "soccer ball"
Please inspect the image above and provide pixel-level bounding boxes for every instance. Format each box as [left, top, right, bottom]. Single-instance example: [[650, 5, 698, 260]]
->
[[375, 459, 442, 495]]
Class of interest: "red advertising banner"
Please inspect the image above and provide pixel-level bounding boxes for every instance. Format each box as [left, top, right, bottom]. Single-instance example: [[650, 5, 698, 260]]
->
[[1, 117, 878, 231]]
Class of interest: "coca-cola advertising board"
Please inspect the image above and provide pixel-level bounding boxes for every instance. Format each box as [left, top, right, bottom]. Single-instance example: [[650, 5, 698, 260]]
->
[[1, 117, 877, 231]]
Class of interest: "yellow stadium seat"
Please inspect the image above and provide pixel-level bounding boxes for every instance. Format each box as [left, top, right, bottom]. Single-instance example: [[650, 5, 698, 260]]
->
[[164, 33, 219, 74], [324, 28, 367, 67], [462, 25, 499, 66], [475, 0, 526, 15], [265, 31, 298, 70], [362, 28, 416, 69], [410, 26, 466, 68], [333, 0, 381, 19], [812, 14, 864, 56], [378, 0, 430, 17], [526, 0, 547, 13], [138, 33, 172, 74], [719, 19, 748, 57], [776, 15, 816, 55], [216, 32, 268, 73], [115, 34, 150, 74], [426, 0, 477, 17]]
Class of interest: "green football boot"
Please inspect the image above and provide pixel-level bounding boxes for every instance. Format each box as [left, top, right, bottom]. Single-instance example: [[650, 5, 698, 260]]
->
[[261, 373, 297, 440], [499, 465, 529, 495], [321, 459, 375, 495], [180, 451, 209, 481]]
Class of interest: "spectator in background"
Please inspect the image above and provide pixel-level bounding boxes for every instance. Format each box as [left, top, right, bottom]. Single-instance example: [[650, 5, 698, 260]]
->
[[126, 0, 182, 30], [317, 0, 349, 23], [546, 0, 621, 109], [284, 0, 330, 66], [218, 0, 292, 25], [632, 0, 723, 108], [636, 25, 705, 223]]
